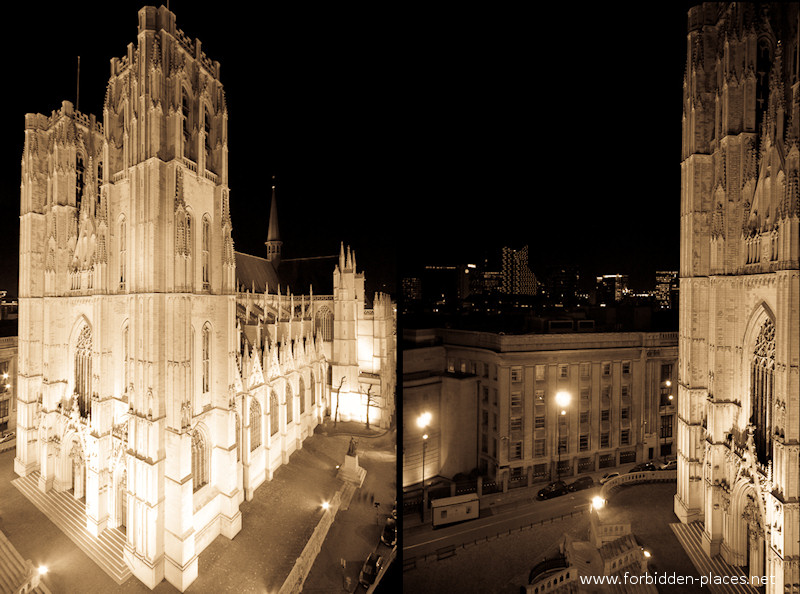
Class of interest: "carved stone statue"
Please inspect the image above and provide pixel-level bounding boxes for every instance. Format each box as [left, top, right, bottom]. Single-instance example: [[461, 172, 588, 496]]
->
[[347, 436, 357, 457]]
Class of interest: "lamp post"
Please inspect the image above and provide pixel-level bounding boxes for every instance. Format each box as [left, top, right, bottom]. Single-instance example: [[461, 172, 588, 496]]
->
[[417, 412, 431, 522], [555, 391, 571, 481]]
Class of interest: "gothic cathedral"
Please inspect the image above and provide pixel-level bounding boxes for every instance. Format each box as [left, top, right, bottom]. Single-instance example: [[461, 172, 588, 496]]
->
[[678, 4, 800, 592], [14, 6, 395, 591]]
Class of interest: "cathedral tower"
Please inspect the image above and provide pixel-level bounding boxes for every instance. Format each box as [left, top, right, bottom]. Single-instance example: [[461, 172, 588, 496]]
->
[[16, 6, 240, 591], [265, 178, 282, 265], [677, 4, 800, 592]]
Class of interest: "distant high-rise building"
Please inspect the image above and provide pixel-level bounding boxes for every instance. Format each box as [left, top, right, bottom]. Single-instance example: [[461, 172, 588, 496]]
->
[[596, 274, 629, 305], [501, 245, 537, 296], [654, 271, 678, 309], [544, 265, 580, 306], [402, 277, 422, 306]]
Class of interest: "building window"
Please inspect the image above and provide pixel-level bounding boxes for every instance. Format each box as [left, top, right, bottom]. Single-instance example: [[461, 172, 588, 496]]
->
[[191, 427, 208, 491], [752, 317, 775, 464], [580, 362, 590, 379], [510, 441, 522, 460], [600, 432, 610, 448], [558, 364, 569, 379], [602, 362, 611, 376], [299, 378, 306, 414], [535, 365, 545, 381], [315, 307, 333, 342], [286, 383, 294, 425], [202, 216, 210, 288], [0, 399, 8, 419], [204, 108, 211, 157], [202, 324, 210, 394], [579, 434, 589, 452], [661, 363, 673, 383], [601, 409, 610, 422], [119, 218, 126, 287], [620, 429, 630, 446], [558, 436, 568, 454], [622, 361, 631, 375], [270, 391, 279, 436], [534, 439, 545, 457], [482, 410, 489, 427], [580, 411, 590, 425], [182, 90, 192, 154], [76, 153, 85, 210], [74, 324, 92, 417], [482, 386, 489, 404], [510, 366, 523, 383], [534, 403, 545, 429], [122, 324, 129, 393], [660, 415, 673, 439], [621, 407, 630, 420], [511, 392, 523, 410], [250, 399, 262, 451], [580, 387, 590, 400], [621, 385, 630, 400], [510, 416, 523, 432]]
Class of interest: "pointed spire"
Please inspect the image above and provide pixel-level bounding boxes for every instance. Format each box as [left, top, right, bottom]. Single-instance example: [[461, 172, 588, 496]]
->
[[265, 176, 282, 265], [338, 241, 345, 270]]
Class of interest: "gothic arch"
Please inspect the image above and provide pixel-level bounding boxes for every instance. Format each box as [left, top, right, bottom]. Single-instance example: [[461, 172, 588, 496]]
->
[[740, 302, 776, 464], [725, 478, 767, 578], [191, 423, 211, 492], [250, 397, 262, 451], [269, 389, 279, 437], [69, 316, 93, 416]]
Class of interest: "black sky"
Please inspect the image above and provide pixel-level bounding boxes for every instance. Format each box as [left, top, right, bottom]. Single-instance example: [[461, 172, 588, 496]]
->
[[2, 3, 699, 299]]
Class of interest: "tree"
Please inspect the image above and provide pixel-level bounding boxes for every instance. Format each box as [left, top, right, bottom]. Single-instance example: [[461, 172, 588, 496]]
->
[[362, 385, 380, 430], [333, 377, 346, 429]]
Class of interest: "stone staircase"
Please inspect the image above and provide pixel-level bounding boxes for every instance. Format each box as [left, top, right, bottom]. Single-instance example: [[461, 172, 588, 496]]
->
[[12, 472, 131, 586], [0, 530, 50, 594]]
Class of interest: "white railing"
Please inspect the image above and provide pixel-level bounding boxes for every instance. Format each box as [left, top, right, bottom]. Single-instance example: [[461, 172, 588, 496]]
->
[[600, 470, 677, 499]]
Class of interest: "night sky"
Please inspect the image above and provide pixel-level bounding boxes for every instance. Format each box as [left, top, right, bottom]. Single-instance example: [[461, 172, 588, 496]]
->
[[1, 3, 699, 299]]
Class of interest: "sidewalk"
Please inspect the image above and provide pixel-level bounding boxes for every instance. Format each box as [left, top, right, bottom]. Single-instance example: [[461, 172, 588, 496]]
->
[[0, 420, 390, 593]]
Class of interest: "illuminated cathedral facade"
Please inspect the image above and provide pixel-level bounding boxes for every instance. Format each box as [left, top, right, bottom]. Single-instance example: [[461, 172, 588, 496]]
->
[[678, 3, 800, 592], [13, 6, 394, 591]]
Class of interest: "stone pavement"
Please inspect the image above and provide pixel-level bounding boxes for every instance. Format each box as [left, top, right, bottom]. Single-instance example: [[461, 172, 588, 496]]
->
[[303, 422, 399, 593], [0, 420, 396, 593]]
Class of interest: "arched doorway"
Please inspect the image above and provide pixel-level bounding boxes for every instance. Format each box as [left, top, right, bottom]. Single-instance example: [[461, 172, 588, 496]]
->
[[728, 480, 767, 585]]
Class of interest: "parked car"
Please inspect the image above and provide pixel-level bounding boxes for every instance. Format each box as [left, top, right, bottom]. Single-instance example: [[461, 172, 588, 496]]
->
[[0, 432, 15, 443], [628, 462, 657, 473], [381, 517, 396, 547], [660, 460, 677, 471], [599, 472, 620, 485], [359, 552, 383, 588], [536, 480, 568, 500], [567, 476, 594, 492]]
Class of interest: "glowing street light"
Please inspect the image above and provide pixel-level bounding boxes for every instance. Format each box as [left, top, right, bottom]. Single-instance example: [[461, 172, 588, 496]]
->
[[555, 392, 571, 481], [591, 495, 606, 511], [417, 411, 432, 429], [37, 566, 48, 575], [321, 501, 330, 511]]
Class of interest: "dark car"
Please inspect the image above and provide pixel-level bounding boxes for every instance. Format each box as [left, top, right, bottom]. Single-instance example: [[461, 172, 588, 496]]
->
[[381, 517, 397, 547], [567, 476, 594, 492], [359, 552, 383, 588], [628, 462, 656, 473], [536, 480, 568, 500]]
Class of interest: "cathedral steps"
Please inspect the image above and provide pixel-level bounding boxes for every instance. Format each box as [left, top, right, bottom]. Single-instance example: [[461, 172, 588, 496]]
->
[[670, 522, 758, 594], [12, 473, 131, 586], [0, 529, 51, 594]]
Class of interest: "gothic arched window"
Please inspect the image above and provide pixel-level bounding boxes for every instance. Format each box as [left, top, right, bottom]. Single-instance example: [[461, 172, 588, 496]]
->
[[270, 390, 279, 436], [311, 374, 316, 406], [76, 153, 85, 211], [299, 377, 306, 415], [119, 218, 127, 287], [315, 307, 333, 342], [75, 325, 92, 417], [250, 398, 262, 451], [122, 323, 129, 393], [202, 216, 210, 288], [191, 427, 209, 491], [202, 324, 211, 394], [751, 317, 775, 464], [286, 383, 294, 425], [182, 90, 192, 157]]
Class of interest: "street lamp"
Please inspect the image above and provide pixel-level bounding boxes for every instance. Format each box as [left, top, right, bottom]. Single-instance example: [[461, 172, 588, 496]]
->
[[555, 391, 571, 481], [417, 411, 431, 487]]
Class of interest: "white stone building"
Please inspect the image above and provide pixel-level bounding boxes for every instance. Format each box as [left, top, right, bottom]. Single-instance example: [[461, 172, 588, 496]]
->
[[13, 5, 394, 591], [677, 4, 799, 592]]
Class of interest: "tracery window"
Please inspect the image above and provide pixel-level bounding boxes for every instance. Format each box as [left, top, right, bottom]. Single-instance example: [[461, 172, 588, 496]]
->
[[191, 427, 208, 491], [202, 216, 210, 288], [182, 90, 191, 155], [270, 391, 279, 436], [310, 374, 316, 406], [75, 325, 92, 417], [315, 307, 333, 342], [286, 383, 294, 425], [123, 323, 129, 393], [299, 378, 306, 415], [119, 218, 127, 287], [202, 324, 210, 394], [76, 153, 85, 211], [250, 398, 262, 451], [751, 317, 775, 464]]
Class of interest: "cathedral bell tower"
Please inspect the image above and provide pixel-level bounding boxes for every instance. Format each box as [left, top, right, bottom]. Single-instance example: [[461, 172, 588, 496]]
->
[[265, 178, 282, 266]]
